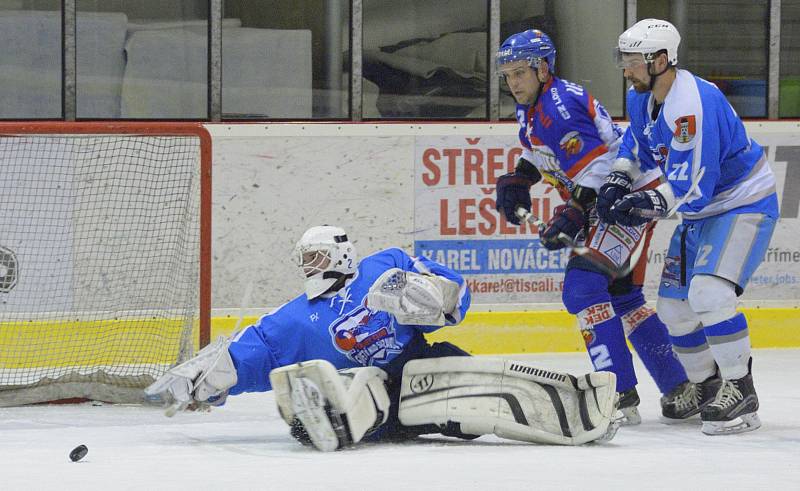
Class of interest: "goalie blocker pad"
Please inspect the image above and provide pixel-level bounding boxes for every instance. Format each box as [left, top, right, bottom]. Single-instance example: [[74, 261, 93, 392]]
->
[[269, 360, 390, 452], [398, 357, 618, 445]]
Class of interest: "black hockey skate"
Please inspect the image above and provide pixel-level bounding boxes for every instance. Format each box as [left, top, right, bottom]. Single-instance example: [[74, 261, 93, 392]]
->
[[701, 360, 760, 435], [615, 388, 641, 426], [661, 375, 722, 421]]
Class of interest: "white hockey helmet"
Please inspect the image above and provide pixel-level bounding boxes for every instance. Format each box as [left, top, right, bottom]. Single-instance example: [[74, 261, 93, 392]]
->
[[292, 225, 357, 299], [615, 18, 681, 68]]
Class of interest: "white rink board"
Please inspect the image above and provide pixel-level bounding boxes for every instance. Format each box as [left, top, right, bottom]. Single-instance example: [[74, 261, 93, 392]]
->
[[206, 122, 800, 310]]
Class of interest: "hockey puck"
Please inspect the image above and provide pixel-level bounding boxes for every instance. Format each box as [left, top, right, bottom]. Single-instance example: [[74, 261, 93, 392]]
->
[[69, 444, 88, 462]]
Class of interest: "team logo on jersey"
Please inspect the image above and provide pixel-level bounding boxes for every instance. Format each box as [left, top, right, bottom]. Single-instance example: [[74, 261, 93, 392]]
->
[[559, 131, 583, 157], [329, 305, 402, 366], [651, 143, 669, 164], [674, 115, 696, 143]]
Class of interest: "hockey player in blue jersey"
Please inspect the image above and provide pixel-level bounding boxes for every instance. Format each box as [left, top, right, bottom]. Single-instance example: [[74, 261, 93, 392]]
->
[[146, 225, 619, 449], [494, 29, 689, 425], [597, 19, 778, 435]]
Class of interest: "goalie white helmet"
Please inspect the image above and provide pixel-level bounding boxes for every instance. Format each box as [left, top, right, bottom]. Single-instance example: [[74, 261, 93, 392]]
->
[[616, 18, 681, 67], [293, 226, 357, 299]]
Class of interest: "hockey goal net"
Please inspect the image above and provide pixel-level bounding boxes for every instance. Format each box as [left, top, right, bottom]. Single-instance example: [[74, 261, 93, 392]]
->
[[0, 122, 211, 406]]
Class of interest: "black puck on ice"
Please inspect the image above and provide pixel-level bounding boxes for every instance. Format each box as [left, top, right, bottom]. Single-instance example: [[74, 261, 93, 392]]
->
[[69, 444, 88, 462]]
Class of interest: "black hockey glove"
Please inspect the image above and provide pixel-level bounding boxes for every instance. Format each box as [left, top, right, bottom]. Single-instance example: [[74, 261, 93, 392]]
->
[[540, 203, 586, 250], [596, 171, 633, 225], [496, 158, 542, 225], [609, 189, 668, 227]]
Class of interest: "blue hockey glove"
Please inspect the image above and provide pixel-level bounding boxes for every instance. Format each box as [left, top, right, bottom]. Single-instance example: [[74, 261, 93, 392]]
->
[[609, 189, 668, 227], [541, 204, 586, 250], [596, 171, 633, 225], [496, 158, 541, 225]]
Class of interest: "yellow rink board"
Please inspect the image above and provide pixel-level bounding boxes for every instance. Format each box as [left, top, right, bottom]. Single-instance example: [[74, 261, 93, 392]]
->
[[2, 308, 797, 368], [210, 307, 800, 354]]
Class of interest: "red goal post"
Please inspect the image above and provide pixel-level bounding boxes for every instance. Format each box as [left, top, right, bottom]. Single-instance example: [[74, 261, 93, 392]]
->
[[0, 122, 211, 406]]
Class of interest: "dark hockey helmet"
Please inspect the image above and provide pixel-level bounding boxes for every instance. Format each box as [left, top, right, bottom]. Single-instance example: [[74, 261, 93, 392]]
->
[[496, 29, 556, 73]]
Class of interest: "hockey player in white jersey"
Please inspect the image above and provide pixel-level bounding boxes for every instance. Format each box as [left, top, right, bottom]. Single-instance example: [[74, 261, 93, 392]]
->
[[145, 225, 619, 450], [597, 19, 779, 435]]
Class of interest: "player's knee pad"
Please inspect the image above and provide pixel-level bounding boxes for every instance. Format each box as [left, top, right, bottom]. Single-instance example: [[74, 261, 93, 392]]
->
[[688, 275, 737, 326], [656, 296, 701, 336], [397, 357, 618, 445], [562, 268, 611, 315], [269, 360, 390, 452]]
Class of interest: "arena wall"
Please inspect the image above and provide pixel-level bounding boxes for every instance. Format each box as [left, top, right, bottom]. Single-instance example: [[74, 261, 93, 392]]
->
[[205, 122, 800, 352]]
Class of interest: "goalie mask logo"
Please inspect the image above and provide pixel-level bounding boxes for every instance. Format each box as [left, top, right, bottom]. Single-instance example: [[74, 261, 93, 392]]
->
[[329, 305, 403, 366], [0, 245, 19, 293]]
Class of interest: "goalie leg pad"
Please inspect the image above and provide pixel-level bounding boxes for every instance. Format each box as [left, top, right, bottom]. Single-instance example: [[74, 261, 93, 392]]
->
[[398, 357, 617, 445], [269, 360, 390, 451]]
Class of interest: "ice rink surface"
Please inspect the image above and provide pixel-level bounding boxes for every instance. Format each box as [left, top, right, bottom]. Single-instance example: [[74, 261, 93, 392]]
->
[[2, 349, 798, 491]]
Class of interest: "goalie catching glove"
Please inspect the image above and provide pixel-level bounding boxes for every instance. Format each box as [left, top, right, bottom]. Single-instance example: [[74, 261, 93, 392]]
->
[[144, 336, 238, 416], [270, 357, 619, 451], [366, 268, 460, 326]]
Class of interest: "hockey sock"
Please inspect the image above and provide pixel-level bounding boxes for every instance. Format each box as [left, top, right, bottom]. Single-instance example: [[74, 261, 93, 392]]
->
[[669, 326, 717, 383], [563, 268, 637, 393], [613, 289, 687, 395], [704, 312, 751, 380]]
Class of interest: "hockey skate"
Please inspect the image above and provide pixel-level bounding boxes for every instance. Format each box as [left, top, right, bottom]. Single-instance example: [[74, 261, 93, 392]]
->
[[615, 388, 641, 426], [661, 375, 722, 422], [701, 361, 760, 435]]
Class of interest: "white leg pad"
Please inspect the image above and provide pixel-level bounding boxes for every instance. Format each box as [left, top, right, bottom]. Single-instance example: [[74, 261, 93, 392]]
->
[[398, 357, 618, 445], [269, 360, 390, 451]]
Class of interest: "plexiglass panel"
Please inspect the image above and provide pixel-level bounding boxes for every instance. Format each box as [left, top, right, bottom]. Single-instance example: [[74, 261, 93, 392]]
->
[[362, 0, 488, 119], [223, 0, 349, 119], [0, 2, 62, 118], [638, 0, 769, 118], [499, 0, 626, 119], [77, 0, 209, 119], [780, 0, 800, 117]]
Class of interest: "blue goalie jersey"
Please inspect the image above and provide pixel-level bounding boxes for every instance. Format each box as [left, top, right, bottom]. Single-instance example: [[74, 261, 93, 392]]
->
[[226, 248, 471, 395], [619, 69, 778, 219]]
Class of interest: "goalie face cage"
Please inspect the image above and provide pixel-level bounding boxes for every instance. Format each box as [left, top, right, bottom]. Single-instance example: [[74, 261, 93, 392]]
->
[[0, 122, 211, 406]]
